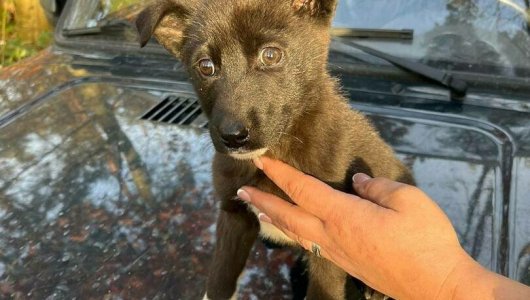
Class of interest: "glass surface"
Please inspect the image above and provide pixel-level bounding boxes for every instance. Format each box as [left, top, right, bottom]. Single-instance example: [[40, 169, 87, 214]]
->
[[63, 0, 530, 78], [64, 0, 142, 29], [334, 0, 530, 77]]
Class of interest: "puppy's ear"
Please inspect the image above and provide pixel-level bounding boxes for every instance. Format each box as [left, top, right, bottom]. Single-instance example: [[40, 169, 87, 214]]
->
[[135, 0, 195, 58], [291, 0, 337, 22]]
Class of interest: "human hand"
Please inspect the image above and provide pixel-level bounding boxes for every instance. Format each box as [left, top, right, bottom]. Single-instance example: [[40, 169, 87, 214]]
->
[[236, 157, 521, 300]]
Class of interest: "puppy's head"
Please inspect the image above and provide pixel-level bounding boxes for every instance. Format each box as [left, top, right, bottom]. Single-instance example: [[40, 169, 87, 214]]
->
[[136, 0, 337, 159]]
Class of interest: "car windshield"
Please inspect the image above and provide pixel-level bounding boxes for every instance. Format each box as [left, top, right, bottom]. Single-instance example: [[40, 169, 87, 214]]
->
[[63, 0, 530, 78], [334, 0, 530, 77]]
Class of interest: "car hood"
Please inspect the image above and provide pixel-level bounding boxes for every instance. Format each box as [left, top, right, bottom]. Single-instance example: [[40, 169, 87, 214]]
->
[[0, 49, 529, 298], [0, 52, 301, 298]]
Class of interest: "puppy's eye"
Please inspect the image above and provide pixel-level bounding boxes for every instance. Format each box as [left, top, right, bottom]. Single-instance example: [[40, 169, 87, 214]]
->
[[259, 47, 283, 66], [198, 58, 215, 76]]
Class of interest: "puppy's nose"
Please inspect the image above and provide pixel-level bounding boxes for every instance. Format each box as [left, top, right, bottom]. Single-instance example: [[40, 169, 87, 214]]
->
[[219, 122, 250, 149]]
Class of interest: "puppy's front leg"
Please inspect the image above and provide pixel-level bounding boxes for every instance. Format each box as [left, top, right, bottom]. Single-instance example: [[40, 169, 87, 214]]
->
[[205, 200, 260, 300], [307, 254, 348, 300]]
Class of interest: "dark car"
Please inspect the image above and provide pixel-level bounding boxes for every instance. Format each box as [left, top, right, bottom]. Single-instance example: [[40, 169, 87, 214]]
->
[[1, 0, 529, 298], [40, 0, 68, 25]]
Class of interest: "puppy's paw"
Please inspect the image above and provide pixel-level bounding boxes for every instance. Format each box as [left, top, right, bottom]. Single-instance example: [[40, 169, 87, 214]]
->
[[364, 287, 390, 300]]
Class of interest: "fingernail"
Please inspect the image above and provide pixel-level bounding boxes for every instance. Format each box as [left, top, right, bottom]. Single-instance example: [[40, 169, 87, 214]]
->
[[237, 188, 251, 202], [258, 213, 272, 223], [353, 173, 371, 184], [253, 157, 263, 170]]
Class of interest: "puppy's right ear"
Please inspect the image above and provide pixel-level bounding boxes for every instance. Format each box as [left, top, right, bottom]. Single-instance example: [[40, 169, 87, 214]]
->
[[291, 0, 338, 24], [135, 0, 194, 58]]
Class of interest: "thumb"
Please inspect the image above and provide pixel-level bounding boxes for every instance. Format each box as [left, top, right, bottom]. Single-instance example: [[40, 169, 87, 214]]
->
[[352, 173, 421, 210]]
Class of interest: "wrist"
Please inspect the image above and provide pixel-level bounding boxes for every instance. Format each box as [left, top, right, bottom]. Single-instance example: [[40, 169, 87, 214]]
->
[[435, 250, 488, 300], [436, 251, 497, 300]]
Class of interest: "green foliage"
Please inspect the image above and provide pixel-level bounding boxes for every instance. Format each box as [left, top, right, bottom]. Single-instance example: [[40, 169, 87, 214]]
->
[[109, 0, 142, 13], [1, 4, 53, 68], [0, 0, 140, 67], [2, 31, 52, 66]]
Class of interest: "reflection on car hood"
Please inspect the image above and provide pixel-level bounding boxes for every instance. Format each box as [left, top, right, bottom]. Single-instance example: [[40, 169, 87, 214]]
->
[[0, 79, 301, 298], [0, 50, 529, 298]]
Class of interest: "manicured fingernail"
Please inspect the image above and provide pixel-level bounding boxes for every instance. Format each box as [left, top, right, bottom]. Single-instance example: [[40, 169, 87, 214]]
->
[[253, 157, 263, 170], [353, 173, 371, 184], [258, 213, 272, 223], [237, 188, 251, 202]]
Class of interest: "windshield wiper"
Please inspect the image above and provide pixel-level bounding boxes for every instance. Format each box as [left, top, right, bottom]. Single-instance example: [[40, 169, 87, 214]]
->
[[62, 20, 131, 37], [331, 28, 414, 40], [331, 29, 468, 99], [64, 24, 468, 97]]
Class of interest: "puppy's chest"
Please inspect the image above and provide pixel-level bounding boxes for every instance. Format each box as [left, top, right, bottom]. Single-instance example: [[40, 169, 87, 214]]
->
[[253, 174, 290, 202], [218, 159, 346, 244], [237, 173, 296, 245], [242, 168, 337, 245]]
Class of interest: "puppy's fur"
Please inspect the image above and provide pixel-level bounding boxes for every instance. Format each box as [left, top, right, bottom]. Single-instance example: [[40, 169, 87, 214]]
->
[[136, 0, 414, 299]]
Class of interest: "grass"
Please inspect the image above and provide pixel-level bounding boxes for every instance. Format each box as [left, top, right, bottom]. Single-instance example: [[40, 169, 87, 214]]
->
[[110, 0, 141, 12], [0, 0, 145, 68], [1, 0, 52, 68]]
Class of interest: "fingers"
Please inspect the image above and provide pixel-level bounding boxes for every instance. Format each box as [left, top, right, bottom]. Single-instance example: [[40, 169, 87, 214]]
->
[[238, 186, 328, 245], [353, 173, 423, 210], [281, 226, 364, 283], [253, 156, 350, 219], [262, 217, 334, 264], [280, 227, 315, 252], [238, 185, 336, 261]]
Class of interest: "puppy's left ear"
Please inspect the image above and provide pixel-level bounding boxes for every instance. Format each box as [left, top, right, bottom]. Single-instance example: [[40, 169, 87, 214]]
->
[[135, 0, 196, 58], [291, 0, 337, 23]]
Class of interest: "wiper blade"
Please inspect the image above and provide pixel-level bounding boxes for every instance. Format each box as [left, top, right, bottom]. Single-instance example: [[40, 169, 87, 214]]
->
[[331, 28, 413, 40], [332, 36, 468, 98], [63, 20, 131, 37]]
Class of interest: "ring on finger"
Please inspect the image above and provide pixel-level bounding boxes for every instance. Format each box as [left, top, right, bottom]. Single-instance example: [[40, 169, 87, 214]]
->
[[311, 242, 322, 258]]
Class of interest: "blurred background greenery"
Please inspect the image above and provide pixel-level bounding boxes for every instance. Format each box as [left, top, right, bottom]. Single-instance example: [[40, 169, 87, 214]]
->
[[1, 0, 52, 68]]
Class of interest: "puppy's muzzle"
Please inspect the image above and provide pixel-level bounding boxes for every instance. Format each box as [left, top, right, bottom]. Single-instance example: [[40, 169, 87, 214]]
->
[[218, 121, 250, 150]]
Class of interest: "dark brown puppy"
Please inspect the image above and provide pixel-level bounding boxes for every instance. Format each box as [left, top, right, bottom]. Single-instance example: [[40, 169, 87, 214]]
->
[[136, 0, 414, 299]]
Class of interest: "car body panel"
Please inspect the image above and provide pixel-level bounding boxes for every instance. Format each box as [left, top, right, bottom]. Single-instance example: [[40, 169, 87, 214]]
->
[[1, 1, 530, 298], [0, 72, 297, 299]]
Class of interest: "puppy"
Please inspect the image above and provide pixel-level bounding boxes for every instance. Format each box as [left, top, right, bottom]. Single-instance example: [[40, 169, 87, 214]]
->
[[136, 0, 414, 299]]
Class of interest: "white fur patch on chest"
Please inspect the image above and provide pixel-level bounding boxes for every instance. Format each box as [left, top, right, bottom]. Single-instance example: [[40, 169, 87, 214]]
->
[[246, 202, 296, 245]]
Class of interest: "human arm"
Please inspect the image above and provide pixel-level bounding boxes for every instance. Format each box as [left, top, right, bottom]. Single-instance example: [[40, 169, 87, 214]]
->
[[236, 157, 530, 300]]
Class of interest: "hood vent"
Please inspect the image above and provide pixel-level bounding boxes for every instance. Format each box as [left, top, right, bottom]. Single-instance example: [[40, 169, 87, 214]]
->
[[140, 95, 208, 128]]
